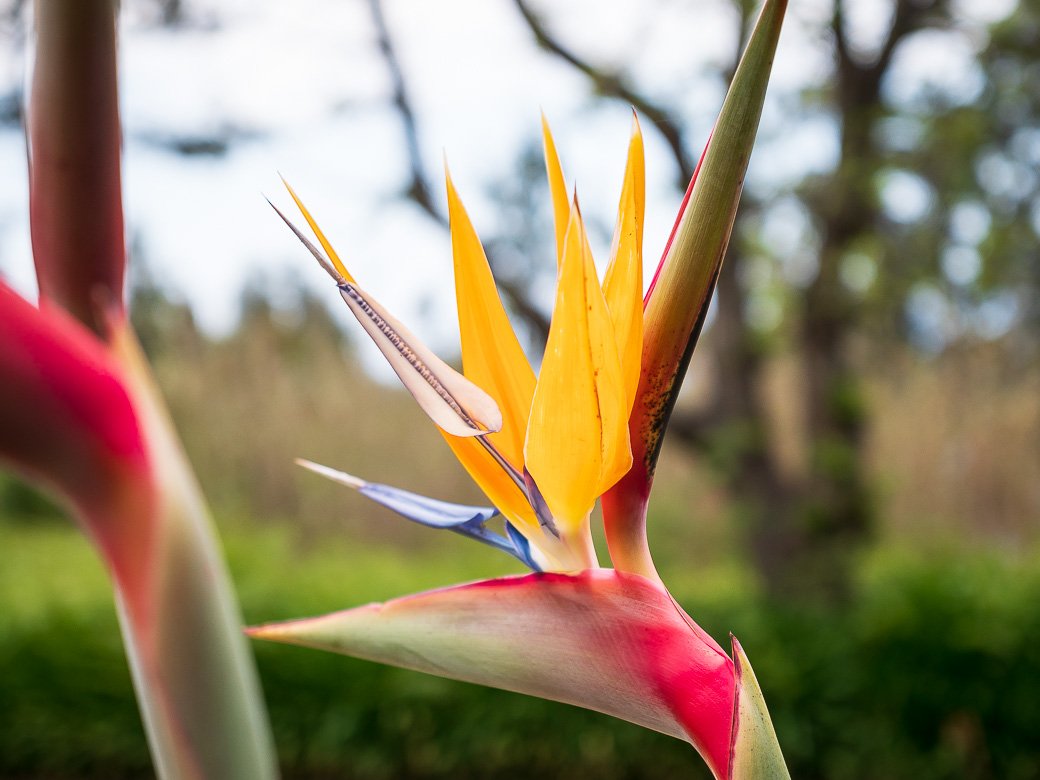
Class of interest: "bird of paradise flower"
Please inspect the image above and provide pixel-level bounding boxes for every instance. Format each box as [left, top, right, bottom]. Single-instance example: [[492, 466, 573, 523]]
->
[[250, 2, 789, 777], [270, 116, 640, 576]]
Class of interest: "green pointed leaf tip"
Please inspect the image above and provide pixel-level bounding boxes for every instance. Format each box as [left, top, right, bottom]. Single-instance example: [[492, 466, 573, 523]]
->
[[728, 636, 790, 780], [635, 0, 788, 478]]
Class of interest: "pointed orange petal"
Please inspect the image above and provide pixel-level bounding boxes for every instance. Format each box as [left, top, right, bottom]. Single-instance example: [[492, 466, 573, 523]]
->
[[281, 177, 355, 283], [445, 169, 536, 466], [576, 208, 633, 497], [541, 114, 570, 266], [603, 117, 645, 412], [441, 170, 543, 539], [525, 201, 630, 532]]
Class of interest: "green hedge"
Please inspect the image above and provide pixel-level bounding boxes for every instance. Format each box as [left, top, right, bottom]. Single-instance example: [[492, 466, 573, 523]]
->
[[2, 522, 1038, 779]]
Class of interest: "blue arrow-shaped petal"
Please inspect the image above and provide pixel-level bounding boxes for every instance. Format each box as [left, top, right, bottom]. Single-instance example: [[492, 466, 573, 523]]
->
[[296, 459, 538, 570]]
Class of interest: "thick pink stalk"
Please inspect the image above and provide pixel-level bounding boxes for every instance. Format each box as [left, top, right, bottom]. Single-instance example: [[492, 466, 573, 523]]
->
[[1, 284, 279, 777], [28, 0, 126, 334], [6, 3, 281, 774], [0, 284, 156, 620]]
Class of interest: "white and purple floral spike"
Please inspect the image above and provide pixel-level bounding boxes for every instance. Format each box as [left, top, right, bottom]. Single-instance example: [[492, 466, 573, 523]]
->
[[296, 459, 541, 570]]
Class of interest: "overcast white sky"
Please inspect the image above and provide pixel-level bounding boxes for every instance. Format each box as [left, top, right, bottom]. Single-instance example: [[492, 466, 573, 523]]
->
[[0, 0, 1014, 364]]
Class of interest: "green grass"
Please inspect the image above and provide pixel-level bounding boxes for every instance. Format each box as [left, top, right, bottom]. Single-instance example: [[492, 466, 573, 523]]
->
[[2, 516, 1040, 779]]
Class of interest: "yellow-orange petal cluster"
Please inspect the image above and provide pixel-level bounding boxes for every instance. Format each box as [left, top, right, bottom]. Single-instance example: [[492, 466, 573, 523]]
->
[[280, 116, 644, 572]]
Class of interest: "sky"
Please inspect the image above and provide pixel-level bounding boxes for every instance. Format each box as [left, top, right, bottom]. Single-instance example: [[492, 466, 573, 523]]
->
[[0, 0, 1013, 366]]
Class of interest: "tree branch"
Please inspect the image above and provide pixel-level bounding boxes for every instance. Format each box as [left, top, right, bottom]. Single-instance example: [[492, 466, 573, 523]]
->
[[366, 0, 441, 226], [364, 0, 551, 341], [511, 0, 695, 187], [833, 0, 949, 108]]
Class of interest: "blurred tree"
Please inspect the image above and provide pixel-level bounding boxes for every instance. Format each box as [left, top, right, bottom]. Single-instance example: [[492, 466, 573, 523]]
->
[[129, 250, 205, 361], [362, 0, 1040, 599], [362, 0, 553, 343], [4, 0, 1034, 597]]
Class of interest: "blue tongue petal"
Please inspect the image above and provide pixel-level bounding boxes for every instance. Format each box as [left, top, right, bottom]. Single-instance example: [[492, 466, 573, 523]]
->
[[504, 521, 543, 572], [358, 481, 497, 527], [297, 459, 540, 571]]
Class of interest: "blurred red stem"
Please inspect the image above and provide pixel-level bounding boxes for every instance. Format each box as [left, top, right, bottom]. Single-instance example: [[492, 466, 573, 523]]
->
[[28, 0, 126, 335]]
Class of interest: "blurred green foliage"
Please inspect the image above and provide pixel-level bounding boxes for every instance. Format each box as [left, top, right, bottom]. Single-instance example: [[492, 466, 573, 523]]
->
[[3, 287, 1037, 778], [2, 518, 1037, 780], [0, 473, 60, 520], [2, 2, 1038, 774]]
